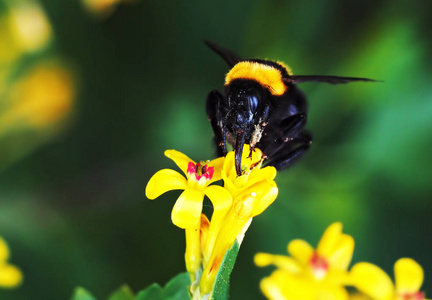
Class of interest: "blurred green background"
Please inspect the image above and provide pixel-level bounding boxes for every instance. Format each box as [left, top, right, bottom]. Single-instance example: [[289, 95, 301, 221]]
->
[[0, 0, 431, 299]]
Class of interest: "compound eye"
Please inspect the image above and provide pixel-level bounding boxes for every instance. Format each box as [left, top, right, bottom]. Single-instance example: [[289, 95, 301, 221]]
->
[[248, 95, 259, 114]]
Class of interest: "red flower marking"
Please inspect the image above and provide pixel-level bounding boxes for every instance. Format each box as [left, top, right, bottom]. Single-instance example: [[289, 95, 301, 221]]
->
[[309, 252, 329, 279], [400, 292, 425, 300], [187, 162, 214, 181]]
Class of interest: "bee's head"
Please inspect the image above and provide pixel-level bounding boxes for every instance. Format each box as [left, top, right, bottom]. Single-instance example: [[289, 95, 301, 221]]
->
[[225, 79, 270, 137], [225, 79, 271, 176]]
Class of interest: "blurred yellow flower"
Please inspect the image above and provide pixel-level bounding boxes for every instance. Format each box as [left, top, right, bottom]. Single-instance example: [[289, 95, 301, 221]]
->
[[0, 2, 72, 171], [8, 1, 52, 53], [0, 237, 22, 289], [350, 258, 429, 300], [81, 0, 138, 17], [0, 62, 75, 130], [255, 222, 354, 300], [0, 17, 21, 67], [0, 1, 51, 67]]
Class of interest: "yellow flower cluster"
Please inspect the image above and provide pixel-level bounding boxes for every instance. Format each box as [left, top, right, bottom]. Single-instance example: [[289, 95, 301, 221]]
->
[[146, 145, 278, 297], [0, 236, 22, 289], [0, 1, 75, 135], [0, 0, 75, 171], [0, 0, 51, 67], [255, 223, 428, 300]]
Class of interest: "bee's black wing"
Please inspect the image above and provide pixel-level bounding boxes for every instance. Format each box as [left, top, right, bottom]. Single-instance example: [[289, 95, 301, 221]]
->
[[286, 75, 379, 84], [204, 40, 242, 67]]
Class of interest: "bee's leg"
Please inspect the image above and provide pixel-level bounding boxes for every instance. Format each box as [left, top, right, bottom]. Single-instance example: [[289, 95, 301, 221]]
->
[[206, 90, 228, 156], [268, 132, 312, 170], [249, 105, 270, 158], [262, 113, 307, 159]]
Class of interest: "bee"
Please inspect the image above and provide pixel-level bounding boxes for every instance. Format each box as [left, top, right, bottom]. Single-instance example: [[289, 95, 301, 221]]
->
[[205, 40, 376, 176]]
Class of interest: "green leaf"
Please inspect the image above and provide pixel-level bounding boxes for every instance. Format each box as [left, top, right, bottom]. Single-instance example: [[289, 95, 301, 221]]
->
[[135, 273, 190, 300], [108, 285, 135, 300], [70, 287, 97, 300], [162, 273, 190, 300], [211, 241, 240, 300], [135, 284, 162, 300]]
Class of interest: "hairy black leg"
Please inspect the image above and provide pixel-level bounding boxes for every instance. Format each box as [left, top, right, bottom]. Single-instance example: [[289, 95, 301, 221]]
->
[[261, 113, 307, 159], [280, 113, 306, 139], [266, 132, 312, 170], [206, 90, 228, 156]]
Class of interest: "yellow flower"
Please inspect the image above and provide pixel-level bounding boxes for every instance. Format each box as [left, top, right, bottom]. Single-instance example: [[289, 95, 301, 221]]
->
[[0, 237, 22, 289], [199, 145, 278, 294], [350, 258, 429, 300], [8, 2, 52, 53], [146, 150, 232, 284], [146, 146, 279, 297], [145, 149, 232, 229], [221, 144, 279, 219], [255, 222, 354, 300]]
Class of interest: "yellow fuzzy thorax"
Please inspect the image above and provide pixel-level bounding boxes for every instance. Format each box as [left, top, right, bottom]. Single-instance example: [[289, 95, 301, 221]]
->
[[225, 61, 291, 96]]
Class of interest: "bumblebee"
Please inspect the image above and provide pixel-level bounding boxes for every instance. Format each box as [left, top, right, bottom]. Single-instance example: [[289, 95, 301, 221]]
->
[[205, 40, 376, 176]]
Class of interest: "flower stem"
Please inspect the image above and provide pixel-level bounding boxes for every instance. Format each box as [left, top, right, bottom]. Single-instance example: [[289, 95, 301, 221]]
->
[[185, 220, 202, 284]]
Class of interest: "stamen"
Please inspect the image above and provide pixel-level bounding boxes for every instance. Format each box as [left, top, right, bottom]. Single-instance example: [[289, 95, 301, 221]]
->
[[187, 161, 214, 181], [309, 252, 329, 280], [399, 291, 425, 300], [187, 162, 196, 176]]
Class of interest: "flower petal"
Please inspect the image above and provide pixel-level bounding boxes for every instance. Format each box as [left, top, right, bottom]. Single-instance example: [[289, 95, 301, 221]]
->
[[250, 181, 278, 217], [349, 294, 373, 300], [164, 150, 195, 176], [255, 253, 302, 274], [207, 156, 225, 184], [185, 219, 202, 283], [203, 185, 232, 213], [171, 188, 204, 229], [200, 214, 210, 254], [327, 234, 354, 271], [288, 239, 314, 266], [316, 284, 350, 300], [221, 171, 236, 194], [317, 222, 343, 258], [241, 144, 262, 166], [222, 144, 263, 180], [350, 262, 394, 300], [222, 150, 237, 182], [394, 258, 424, 295], [145, 169, 187, 199], [201, 186, 232, 259], [261, 270, 348, 300], [247, 166, 277, 183], [260, 271, 287, 300], [0, 237, 9, 262], [231, 180, 277, 218], [0, 264, 22, 288]]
